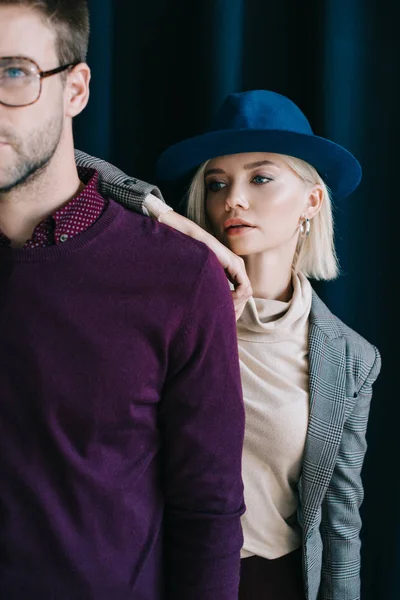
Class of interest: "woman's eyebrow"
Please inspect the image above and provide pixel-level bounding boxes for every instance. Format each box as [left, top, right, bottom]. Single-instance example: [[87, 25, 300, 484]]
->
[[205, 160, 280, 177], [204, 168, 226, 177], [243, 160, 279, 170], [204, 169, 225, 177]]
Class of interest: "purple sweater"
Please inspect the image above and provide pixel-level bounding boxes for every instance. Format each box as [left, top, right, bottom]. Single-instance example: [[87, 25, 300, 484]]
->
[[0, 200, 245, 600]]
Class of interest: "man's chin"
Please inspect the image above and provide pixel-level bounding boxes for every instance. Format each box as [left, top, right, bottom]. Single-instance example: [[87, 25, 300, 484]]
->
[[0, 183, 17, 194], [0, 160, 48, 193], [0, 155, 19, 192], [0, 172, 26, 193]]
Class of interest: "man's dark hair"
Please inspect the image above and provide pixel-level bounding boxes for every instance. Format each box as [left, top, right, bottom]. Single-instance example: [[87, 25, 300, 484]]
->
[[1, 0, 90, 65]]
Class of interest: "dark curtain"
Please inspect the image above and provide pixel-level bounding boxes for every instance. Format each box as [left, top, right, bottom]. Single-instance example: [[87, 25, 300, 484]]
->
[[75, 1, 399, 597]]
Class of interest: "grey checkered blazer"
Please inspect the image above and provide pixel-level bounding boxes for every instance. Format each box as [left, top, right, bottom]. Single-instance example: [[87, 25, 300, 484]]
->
[[74, 150, 382, 600]]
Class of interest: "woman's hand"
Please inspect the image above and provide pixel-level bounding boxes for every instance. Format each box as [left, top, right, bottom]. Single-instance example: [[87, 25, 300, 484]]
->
[[196, 229, 252, 321], [159, 211, 252, 320]]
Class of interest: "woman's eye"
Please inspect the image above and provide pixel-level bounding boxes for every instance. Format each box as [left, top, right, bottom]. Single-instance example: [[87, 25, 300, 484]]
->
[[4, 68, 27, 78], [207, 181, 226, 192], [252, 175, 272, 184]]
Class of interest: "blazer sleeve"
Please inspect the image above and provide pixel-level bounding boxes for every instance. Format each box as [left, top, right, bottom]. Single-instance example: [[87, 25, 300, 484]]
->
[[74, 149, 165, 215], [159, 251, 245, 600], [319, 345, 382, 600]]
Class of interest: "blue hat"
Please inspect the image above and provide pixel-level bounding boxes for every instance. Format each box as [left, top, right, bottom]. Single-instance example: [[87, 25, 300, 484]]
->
[[156, 90, 362, 201]]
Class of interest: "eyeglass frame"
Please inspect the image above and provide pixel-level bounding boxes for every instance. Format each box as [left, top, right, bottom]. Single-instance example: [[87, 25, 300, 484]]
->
[[0, 56, 79, 108]]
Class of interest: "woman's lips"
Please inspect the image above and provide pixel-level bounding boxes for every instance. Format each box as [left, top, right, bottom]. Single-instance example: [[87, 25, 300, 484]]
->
[[225, 224, 256, 236], [224, 218, 256, 236]]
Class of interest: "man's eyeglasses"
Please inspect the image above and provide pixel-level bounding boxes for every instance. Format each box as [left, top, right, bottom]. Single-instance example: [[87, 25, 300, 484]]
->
[[0, 57, 77, 108]]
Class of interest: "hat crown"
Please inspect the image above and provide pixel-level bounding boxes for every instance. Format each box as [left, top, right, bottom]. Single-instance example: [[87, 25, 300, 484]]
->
[[212, 90, 314, 135]]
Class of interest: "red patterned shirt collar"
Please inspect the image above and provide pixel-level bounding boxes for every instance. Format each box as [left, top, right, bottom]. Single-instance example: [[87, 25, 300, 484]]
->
[[0, 168, 106, 249]]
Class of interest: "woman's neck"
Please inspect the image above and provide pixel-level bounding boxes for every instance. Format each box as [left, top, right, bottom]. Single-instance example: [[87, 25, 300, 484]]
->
[[243, 248, 295, 301]]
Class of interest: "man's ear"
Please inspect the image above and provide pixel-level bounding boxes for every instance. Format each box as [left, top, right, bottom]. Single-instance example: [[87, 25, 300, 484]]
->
[[65, 63, 91, 118]]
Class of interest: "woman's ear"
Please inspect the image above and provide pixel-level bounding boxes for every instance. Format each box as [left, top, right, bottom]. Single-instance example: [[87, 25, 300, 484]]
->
[[305, 184, 324, 220]]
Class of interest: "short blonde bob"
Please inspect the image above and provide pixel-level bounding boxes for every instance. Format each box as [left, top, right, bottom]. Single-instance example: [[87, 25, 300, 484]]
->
[[186, 155, 339, 281]]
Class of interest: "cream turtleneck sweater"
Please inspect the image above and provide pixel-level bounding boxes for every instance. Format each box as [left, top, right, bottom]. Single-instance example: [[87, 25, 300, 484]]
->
[[238, 271, 313, 560]]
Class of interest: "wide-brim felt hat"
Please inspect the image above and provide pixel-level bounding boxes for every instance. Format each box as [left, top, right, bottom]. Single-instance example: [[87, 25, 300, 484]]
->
[[156, 90, 362, 201]]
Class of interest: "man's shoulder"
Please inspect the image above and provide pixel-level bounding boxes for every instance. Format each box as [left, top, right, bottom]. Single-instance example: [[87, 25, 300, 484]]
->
[[113, 201, 225, 280], [109, 202, 233, 327]]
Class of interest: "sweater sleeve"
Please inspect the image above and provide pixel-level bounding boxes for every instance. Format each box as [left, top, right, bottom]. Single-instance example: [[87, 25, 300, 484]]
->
[[74, 149, 166, 216], [160, 250, 245, 600], [319, 346, 382, 600]]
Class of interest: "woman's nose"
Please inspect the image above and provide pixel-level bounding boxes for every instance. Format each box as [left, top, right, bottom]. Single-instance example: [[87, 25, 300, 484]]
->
[[225, 189, 249, 211]]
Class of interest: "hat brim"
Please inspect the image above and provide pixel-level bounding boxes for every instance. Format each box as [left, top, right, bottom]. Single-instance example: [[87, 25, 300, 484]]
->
[[156, 129, 362, 201]]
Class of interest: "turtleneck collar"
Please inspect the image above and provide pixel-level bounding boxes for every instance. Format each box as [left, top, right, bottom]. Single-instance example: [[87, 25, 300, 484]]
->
[[236, 270, 312, 343]]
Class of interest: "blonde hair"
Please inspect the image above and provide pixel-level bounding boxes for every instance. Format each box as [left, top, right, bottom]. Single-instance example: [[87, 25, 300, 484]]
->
[[186, 155, 339, 281]]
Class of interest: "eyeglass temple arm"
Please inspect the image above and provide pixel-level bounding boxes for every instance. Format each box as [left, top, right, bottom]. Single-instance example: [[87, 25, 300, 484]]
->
[[40, 63, 77, 79]]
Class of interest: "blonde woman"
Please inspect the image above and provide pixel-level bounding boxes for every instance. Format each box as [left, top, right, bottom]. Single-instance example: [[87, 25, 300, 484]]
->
[[76, 90, 381, 600]]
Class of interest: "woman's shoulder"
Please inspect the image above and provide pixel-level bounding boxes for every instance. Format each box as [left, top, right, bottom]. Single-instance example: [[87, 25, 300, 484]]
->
[[310, 290, 381, 387]]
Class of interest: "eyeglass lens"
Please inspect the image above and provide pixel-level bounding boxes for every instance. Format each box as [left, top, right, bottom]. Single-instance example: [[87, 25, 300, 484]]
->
[[0, 57, 41, 107]]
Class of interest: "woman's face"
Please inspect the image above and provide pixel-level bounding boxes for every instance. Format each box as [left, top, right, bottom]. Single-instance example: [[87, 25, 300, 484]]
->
[[205, 152, 314, 257]]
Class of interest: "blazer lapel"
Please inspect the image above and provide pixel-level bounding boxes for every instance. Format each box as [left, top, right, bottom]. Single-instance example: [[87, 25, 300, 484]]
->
[[299, 292, 348, 533]]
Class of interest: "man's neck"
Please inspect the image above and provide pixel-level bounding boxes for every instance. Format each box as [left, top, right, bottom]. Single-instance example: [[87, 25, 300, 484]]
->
[[0, 153, 82, 248]]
